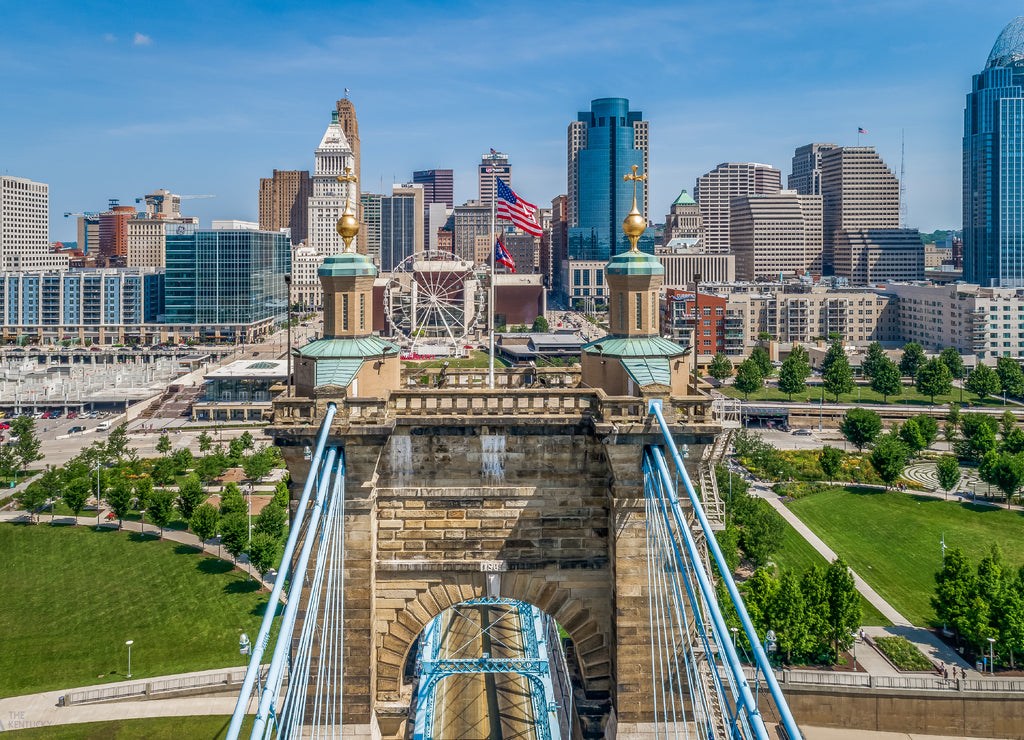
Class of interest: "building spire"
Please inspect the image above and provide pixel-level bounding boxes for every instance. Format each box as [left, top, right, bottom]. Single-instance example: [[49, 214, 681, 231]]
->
[[335, 167, 359, 253], [622, 165, 648, 252]]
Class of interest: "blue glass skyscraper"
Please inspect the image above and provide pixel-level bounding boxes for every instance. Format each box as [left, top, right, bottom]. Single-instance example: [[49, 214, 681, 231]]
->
[[567, 98, 650, 262], [964, 17, 1024, 287]]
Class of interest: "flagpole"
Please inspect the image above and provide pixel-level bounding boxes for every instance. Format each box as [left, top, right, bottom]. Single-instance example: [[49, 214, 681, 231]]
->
[[488, 170, 496, 390]]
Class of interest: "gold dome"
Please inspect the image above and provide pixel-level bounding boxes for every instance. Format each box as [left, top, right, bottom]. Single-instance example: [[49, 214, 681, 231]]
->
[[336, 212, 359, 240]]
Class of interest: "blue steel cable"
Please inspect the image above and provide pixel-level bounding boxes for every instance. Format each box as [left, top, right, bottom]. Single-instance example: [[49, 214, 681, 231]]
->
[[649, 405, 802, 740], [227, 404, 338, 740], [644, 489, 665, 739]]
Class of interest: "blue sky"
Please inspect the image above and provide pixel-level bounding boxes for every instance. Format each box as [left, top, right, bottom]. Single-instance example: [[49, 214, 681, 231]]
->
[[1, 0, 1020, 242]]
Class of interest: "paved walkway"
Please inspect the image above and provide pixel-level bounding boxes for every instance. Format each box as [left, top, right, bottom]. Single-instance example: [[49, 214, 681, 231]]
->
[[0, 511, 279, 591], [802, 728, 1004, 740]]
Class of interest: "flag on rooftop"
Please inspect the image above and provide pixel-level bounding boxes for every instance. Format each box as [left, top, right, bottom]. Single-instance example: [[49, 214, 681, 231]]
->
[[495, 178, 542, 236], [858, 127, 867, 134], [495, 238, 515, 273]]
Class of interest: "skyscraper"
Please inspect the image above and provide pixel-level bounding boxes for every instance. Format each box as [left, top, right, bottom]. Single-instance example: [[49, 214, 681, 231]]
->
[[819, 146, 900, 274], [788, 143, 838, 195], [694, 163, 781, 254], [380, 185, 424, 272], [478, 152, 510, 207], [730, 191, 823, 280], [964, 16, 1024, 287], [259, 170, 312, 245], [0, 175, 67, 270], [412, 169, 454, 209]]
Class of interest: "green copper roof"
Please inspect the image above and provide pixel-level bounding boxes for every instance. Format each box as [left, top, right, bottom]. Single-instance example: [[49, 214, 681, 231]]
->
[[318, 252, 377, 278], [295, 336, 400, 359], [605, 250, 664, 276], [315, 358, 364, 388], [672, 189, 697, 206], [621, 357, 671, 387], [581, 335, 686, 358]]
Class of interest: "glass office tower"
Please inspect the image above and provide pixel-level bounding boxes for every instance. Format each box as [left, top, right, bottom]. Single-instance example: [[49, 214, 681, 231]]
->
[[567, 98, 651, 262], [964, 17, 1024, 287]]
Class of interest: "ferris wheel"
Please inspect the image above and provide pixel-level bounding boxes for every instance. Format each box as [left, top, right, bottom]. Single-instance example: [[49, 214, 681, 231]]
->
[[382, 250, 487, 356]]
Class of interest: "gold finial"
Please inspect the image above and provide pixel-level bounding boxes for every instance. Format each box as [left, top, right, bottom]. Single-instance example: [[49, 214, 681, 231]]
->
[[335, 167, 359, 253], [622, 165, 647, 252]]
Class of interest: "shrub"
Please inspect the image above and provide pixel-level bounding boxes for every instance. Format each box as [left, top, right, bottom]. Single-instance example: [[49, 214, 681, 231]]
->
[[874, 636, 933, 671]]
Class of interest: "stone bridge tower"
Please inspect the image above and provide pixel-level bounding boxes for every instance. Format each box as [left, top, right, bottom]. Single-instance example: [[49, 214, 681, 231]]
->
[[271, 164, 721, 739]]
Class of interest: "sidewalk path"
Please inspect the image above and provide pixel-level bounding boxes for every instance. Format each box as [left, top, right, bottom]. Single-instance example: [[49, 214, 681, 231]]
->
[[0, 511, 279, 592]]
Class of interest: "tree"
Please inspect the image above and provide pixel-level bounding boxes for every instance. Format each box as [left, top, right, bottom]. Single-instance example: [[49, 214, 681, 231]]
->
[[800, 565, 831, 659], [996, 587, 1024, 669], [733, 359, 763, 401], [966, 364, 1001, 402], [531, 315, 549, 333], [771, 570, 808, 663], [228, 437, 245, 464], [150, 456, 177, 486], [996, 356, 1024, 398], [0, 444, 18, 482], [749, 346, 773, 378], [133, 475, 153, 513], [15, 480, 49, 523], [898, 419, 927, 457], [254, 501, 287, 541], [839, 408, 882, 452], [899, 342, 927, 379], [935, 455, 961, 499], [190, 503, 220, 548], [870, 358, 903, 402], [105, 477, 134, 528], [239, 431, 255, 451], [219, 482, 247, 516], [822, 349, 854, 402], [939, 347, 966, 388], [933, 547, 976, 640], [176, 473, 207, 524], [196, 450, 229, 486], [273, 479, 289, 508], [708, 353, 733, 382], [62, 477, 92, 522], [818, 446, 844, 481], [977, 544, 1006, 606], [869, 432, 909, 489], [242, 450, 273, 485], [220, 512, 251, 562], [247, 532, 280, 579], [987, 452, 1024, 504], [1003, 426, 1024, 455], [956, 413, 999, 463], [11, 415, 43, 478], [155, 434, 172, 456], [913, 414, 939, 450], [778, 350, 811, 401], [197, 431, 213, 454], [861, 341, 888, 381], [739, 499, 785, 567], [824, 557, 862, 662], [1001, 409, 1018, 439], [744, 568, 778, 631], [148, 488, 176, 538], [820, 339, 846, 378], [105, 424, 134, 462], [916, 358, 953, 404], [171, 447, 194, 475]]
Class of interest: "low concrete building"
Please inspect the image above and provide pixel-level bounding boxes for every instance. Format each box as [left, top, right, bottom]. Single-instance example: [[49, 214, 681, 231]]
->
[[192, 359, 287, 421]]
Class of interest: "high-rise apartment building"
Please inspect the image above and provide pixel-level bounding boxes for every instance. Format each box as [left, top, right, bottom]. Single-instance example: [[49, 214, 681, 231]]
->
[[694, 163, 781, 254], [788, 143, 838, 195], [730, 191, 823, 280], [478, 152, 510, 207], [0, 175, 68, 270], [564, 97, 649, 300], [662, 189, 703, 244], [380, 185, 424, 272], [259, 170, 312, 245], [819, 146, 899, 274], [964, 17, 1024, 287], [98, 204, 136, 264]]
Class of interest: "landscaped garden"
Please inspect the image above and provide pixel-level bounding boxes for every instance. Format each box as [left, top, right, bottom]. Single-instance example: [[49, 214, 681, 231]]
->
[[717, 381, 1005, 407], [0, 523, 277, 698]]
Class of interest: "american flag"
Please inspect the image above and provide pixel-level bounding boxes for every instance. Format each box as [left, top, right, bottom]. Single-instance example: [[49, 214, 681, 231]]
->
[[495, 238, 516, 272], [858, 127, 867, 134], [495, 178, 542, 236]]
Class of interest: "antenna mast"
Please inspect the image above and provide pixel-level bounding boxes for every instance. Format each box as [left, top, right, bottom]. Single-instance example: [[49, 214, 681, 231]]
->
[[900, 128, 907, 229]]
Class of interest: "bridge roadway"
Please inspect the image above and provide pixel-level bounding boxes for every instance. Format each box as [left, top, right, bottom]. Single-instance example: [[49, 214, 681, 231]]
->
[[429, 603, 538, 740]]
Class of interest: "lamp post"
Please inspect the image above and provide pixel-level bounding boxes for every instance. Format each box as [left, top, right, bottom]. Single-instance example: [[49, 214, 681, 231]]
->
[[125, 640, 133, 679], [819, 383, 824, 431], [284, 274, 293, 397], [96, 461, 101, 527], [988, 636, 996, 675], [731, 626, 739, 650]]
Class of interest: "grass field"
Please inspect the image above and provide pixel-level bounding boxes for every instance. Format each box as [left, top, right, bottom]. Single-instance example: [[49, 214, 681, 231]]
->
[[718, 381, 1007, 408], [402, 350, 509, 369], [770, 517, 891, 626], [0, 523, 277, 698], [785, 486, 1024, 625], [1, 716, 253, 739]]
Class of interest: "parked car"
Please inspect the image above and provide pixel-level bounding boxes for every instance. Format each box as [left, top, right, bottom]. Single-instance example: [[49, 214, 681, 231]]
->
[[0, 423, 9, 430], [68, 426, 84, 434], [793, 429, 814, 436]]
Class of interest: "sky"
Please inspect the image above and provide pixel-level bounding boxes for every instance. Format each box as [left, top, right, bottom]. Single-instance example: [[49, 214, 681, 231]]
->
[[1, 0, 1021, 243]]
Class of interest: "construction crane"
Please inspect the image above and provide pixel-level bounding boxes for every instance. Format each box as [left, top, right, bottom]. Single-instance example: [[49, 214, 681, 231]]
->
[[63, 211, 101, 218], [133, 194, 217, 203]]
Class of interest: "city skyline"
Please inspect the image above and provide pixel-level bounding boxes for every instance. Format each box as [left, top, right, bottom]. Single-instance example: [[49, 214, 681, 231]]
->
[[2, 1, 1020, 242]]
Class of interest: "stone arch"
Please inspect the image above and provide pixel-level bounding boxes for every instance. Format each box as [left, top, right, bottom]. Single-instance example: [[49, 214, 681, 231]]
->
[[374, 569, 612, 704]]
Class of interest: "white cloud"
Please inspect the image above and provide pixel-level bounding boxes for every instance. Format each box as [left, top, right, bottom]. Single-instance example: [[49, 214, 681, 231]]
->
[[133, 32, 152, 46], [103, 33, 116, 43]]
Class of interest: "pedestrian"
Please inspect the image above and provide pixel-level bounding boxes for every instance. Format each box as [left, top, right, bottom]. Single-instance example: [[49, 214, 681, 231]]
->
[[943, 667, 949, 680]]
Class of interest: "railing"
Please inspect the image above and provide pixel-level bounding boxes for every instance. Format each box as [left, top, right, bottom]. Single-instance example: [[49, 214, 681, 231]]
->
[[64, 667, 263, 706], [740, 665, 1024, 693]]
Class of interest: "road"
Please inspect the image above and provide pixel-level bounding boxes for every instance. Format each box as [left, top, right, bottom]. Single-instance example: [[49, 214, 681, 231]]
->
[[431, 603, 537, 740]]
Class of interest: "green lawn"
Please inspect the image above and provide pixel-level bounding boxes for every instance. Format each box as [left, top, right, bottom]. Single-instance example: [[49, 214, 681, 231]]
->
[[771, 517, 891, 626], [785, 486, 1024, 625], [1, 716, 253, 739], [402, 350, 509, 369], [718, 381, 1007, 408], [0, 523, 277, 698]]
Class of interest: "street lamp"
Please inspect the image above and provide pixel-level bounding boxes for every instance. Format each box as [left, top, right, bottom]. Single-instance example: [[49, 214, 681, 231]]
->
[[96, 461, 101, 528], [284, 274, 293, 397], [125, 640, 134, 679], [988, 636, 996, 675], [731, 626, 739, 650], [239, 633, 251, 658]]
